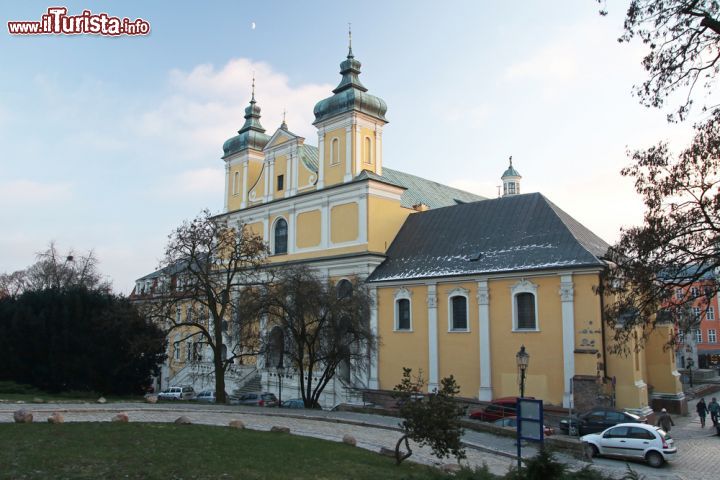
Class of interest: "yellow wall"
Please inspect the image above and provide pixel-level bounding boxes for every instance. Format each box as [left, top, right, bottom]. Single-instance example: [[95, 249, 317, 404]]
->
[[437, 281, 480, 396], [248, 163, 265, 205], [359, 127, 376, 171], [645, 324, 683, 395], [273, 155, 288, 200], [573, 274, 604, 377], [368, 196, 413, 253], [331, 203, 358, 244], [324, 128, 346, 186], [298, 159, 316, 190], [296, 210, 321, 248], [246, 222, 263, 239], [377, 285, 430, 389], [605, 327, 648, 409]]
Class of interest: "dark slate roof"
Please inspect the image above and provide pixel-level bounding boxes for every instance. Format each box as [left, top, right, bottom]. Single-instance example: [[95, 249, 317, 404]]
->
[[367, 192, 609, 282], [356, 168, 486, 209]]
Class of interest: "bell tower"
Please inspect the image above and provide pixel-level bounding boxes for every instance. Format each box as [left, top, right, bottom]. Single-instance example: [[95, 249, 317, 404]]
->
[[501, 156, 522, 197], [312, 28, 388, 188]]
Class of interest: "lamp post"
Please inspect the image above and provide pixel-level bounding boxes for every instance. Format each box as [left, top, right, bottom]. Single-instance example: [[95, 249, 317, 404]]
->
[[276, 357, 285, 408], [516, 345, 530, 398]]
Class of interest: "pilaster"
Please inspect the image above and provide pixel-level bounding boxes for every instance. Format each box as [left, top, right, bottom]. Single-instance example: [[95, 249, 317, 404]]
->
[[477, 279, 492, 401], [427, 283, 439, 392], [560, 274, 575, 408], [369, 286, 379, 389], [344, 125, 352, 183]]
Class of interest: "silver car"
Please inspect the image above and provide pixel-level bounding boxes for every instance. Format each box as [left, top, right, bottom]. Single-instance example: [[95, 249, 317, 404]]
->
[[581, 423, 677, 468]]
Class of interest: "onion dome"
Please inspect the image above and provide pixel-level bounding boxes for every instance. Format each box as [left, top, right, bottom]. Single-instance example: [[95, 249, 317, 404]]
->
[[313, 45, 387, 125], [502, 158, 521, 179], [222, 85, 270, 158]]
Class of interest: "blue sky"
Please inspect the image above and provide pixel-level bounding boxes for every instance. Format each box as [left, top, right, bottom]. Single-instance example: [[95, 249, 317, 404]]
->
[[0, 1, 695, 293]]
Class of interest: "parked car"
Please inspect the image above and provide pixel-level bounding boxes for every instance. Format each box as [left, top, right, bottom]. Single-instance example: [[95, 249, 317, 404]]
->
[[581, 423, 676, 468], [493, 416, 555, 436], [469, 397, 534, 421], [231, 392, 279, 407], [281, 398, 306, 409], [559, 407, 646, 436], [157, 386, 196, 401], [194, 390, 229, 403]]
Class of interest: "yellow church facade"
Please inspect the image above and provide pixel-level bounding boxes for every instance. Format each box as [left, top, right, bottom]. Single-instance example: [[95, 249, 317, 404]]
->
[[138, 41, 685, 413]]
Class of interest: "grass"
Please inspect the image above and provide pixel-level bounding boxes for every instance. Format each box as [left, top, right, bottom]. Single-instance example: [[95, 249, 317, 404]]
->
[[0, 381, 143, 404], [0, 423, 449, 480]]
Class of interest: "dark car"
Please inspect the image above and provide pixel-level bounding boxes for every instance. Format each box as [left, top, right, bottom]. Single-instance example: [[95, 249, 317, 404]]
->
[[469, 397, 534, 422], [194, 390, 229, 403], [493, 416, 555, 436], [559, 407, 646, 436], [231, 392, 279, 407]]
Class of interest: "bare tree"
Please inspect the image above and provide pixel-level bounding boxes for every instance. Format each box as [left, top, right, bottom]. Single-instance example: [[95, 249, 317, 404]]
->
[[0, 242, 110, 295], [142, 210, 268, 403], [244, 266, 375, 408]]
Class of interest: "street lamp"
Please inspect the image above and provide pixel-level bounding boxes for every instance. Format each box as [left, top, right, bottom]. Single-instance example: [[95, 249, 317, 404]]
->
[[276, 356, 285, 407], [516, 345, 530, 398]]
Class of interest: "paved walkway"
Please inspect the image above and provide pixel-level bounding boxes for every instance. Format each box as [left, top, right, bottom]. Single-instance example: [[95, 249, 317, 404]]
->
[[0, 401, 692, 479]]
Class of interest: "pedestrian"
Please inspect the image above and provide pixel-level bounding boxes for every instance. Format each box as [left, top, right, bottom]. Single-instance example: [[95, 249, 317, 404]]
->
[[697, 397, 708, 428], [709, 397, 720, 427], [656, 408, 675, 432]]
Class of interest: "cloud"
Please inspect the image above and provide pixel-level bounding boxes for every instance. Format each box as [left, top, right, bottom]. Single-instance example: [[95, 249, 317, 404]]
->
[[0, 180, 72, 204], [137, 58, 334, 162]]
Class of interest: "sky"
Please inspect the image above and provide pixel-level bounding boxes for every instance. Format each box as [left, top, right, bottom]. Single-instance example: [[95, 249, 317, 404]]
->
[[0, 1, 698, 294]]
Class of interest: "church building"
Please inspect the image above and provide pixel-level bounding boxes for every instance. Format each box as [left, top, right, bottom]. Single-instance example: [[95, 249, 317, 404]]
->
[[135, 40, 685, 414]]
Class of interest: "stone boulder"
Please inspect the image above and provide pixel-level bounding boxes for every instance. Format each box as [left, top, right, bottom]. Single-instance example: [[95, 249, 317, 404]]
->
[[111, 412, 129, 423], [145, 395, 158, 404], [441, 464, 462, 474], [32, 397, 45, 404], [270, 426, 290, 434], [97, 397, 107, 404], [13, 409, 33, 423], [174, 416, 192, 425], [228, 420, 245, 429], [342, 434, 357, 447], [47, 412, 64, 424]]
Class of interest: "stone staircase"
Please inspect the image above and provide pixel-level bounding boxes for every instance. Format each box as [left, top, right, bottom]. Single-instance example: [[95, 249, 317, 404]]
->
[[232, 374, 262, 396], [167, 362, 259, 394]]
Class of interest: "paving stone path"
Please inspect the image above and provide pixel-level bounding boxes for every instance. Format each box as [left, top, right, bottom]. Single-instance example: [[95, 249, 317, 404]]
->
[[0, 401, 701, 479]]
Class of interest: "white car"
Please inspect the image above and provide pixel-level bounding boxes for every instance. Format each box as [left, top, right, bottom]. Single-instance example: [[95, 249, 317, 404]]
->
[[581, 422, 676, 468], [157, 386, 196, 401]]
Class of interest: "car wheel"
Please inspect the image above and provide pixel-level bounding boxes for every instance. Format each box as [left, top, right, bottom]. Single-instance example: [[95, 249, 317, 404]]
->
[[583, 443, 599, 459], [646, 451, 664, 468]]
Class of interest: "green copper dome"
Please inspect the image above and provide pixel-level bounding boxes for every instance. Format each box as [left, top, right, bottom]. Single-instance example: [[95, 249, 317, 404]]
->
[[222, 94, 270, 158], [313, 47, 387, 125], [502, 158, 521, 178]]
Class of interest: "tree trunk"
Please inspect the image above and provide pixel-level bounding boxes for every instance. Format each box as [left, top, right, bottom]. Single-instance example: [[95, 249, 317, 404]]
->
[[394, 435, 412, 465]]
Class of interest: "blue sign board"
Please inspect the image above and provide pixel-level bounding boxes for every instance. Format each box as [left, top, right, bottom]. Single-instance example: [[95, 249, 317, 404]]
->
[[517, 398, 544, 443]]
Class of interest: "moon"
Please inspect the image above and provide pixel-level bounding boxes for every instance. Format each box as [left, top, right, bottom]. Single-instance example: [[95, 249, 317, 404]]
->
[[251, 22, 256, 30]]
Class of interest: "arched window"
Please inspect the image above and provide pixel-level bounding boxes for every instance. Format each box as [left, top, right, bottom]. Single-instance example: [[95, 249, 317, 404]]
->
[[396, 299, 411, 331], [173, 335, 181, 361], [330, 138, 340, 165], [233, 172, 239, 195], [516, 293, 536, 329], [364, 136, 372, 164], [337, 279, 353, 299], [273, 218, 288, 255], [449, 295, 468, 331]]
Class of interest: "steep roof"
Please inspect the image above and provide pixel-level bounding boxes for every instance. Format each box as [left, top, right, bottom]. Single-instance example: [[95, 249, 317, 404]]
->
[[368, 192, 609, 282]]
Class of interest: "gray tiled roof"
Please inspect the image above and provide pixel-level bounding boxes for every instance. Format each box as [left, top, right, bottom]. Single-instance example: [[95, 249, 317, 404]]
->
[[367, 192, 609, 282], [356, 168, 486, 209]]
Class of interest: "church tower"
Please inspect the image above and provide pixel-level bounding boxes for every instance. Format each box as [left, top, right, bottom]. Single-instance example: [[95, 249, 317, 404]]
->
[[222, 80, 270, 211], [312, 31, 388, 188], [501, 157, 521, 197]]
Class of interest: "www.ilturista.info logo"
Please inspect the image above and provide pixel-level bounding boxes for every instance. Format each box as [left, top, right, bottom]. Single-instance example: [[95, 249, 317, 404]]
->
[[8, 7, 150, 36]]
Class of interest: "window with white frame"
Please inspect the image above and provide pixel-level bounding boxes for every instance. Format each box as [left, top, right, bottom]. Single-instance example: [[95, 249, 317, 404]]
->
[[393, 288, 412, 331], [273, 217, 288, 255], [693, 307, 702, 320], [176, 306, 181, 323], [678, 330, 685, 344], [709, 329, 717, 343], [173, 336, 180, 361], [448, 289, 469, 331], [186, 305, 192, 323], [695, 329, 702, 344], [233, 172, 239, 195], [676, 288, 683, 300], [691, 287, 699, 298], [186, 341, 193, 361], [708, 307, 715, 321], [364, 136, 372, 164], [511, 280, 538, 331]]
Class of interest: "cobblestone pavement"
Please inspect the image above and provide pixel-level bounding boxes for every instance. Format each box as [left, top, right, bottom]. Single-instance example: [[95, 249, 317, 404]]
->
[[0, 401, 698, 479]]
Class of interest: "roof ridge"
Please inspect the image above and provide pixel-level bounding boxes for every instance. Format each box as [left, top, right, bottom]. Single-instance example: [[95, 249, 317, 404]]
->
[[540, 194, 609, 262]]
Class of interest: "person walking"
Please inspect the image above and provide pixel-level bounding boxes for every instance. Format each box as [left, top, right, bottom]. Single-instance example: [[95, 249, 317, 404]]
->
[[656, 408, 675, 432], [708, 397, 720, 427], [697, 397, 708, 428]]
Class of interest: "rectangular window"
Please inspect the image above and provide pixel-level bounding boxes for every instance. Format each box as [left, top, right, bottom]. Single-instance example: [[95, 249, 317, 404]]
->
[[186, 342, 193, 361], [396, 299, 411, 330], [277, 174, 284, 191], [695, 329, 702, 344], [678, 330, 685, 344], [451, 296, 468, 330], [708, 307, 715, 321], [691, 287, 699, 298], [693, 307, 702, 320], [709, 329, 717, 343], [174, 342, 180, 361], [676, 288, 683, 300], [176, 306, 181, 323]]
